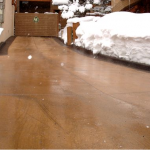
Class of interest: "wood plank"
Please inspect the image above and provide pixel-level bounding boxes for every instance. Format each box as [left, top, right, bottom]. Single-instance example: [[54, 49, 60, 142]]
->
[[15, 13, 58, 36]]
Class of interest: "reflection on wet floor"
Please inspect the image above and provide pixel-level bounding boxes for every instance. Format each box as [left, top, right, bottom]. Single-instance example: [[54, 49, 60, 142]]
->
[[0, 36, 150, 149]]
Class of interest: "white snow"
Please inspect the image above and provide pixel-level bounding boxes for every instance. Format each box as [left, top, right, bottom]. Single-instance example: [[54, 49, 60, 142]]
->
[[60, 16, 95, 44], [44, 12, 56, 14], [60, 3, 81, 19], [58, 5, 68, 11], [0, 28, 4, 35], [79, 6, 86, 13], [69, 4, 79, 12], [58, 0, 93, 19], [61, 10, 74, 19], [67, 16, 95, 24], [60, 12, 150, 65], [94, 0, 101, 4], [85, 3, 93, 10], [28, 55, 32, 59], [75, 12, 150, 65], [52, 0, 69, 5]]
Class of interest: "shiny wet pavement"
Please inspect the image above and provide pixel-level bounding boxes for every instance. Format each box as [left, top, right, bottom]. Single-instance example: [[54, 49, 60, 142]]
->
[[0, 36, 150, 149]]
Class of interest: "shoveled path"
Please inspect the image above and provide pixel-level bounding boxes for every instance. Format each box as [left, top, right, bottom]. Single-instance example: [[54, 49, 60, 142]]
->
[[0, 36, 150, 149]]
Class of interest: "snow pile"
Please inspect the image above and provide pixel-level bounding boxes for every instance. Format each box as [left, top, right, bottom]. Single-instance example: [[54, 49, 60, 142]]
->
[[67, 16, 95, 23], [52, 0, 69, 5], [59, 22, 72, 44], [74, 12, 150, 65], [59, 16, 96, 44], [61, 12, 150, 65], [0, 28, 3, 35]]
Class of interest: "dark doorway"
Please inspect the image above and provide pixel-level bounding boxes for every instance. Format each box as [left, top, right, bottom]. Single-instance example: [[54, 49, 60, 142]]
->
[[20, 1, 50, 13]]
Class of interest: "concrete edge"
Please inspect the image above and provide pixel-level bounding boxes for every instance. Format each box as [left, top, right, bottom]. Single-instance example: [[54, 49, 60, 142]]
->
[[54, 37, 150, 72], [0, 42, 6, 50], [0, 36, 16, 55]]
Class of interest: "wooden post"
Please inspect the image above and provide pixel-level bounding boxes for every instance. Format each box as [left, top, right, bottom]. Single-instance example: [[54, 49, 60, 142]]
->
[[57, 14, 59, 37], [67, 26, 72, 46], [73, 22, 80, 42]]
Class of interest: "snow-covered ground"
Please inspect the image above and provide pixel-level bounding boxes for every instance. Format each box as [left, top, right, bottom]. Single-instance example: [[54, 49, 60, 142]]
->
[[60, 12, 150, 65]]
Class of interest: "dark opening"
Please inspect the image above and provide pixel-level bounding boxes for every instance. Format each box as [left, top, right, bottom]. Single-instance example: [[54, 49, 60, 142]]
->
[[20, 1, 50, 13]]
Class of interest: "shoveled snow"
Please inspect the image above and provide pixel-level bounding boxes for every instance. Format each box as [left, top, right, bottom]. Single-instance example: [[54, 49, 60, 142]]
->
[[67, 16, 95, 23], [60, 12, 150, 65], [59, 16, 95, 44]]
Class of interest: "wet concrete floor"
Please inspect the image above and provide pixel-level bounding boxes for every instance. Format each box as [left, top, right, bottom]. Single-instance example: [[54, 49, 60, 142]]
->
[[0, 36, 150, 149]]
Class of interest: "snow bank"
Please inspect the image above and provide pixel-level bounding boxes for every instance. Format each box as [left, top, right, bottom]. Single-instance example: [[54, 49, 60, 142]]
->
[[60, 12, 150, 65], [74, 12, 150, 65], [60, 16, 96, 44], [67, 16, 95, 24]]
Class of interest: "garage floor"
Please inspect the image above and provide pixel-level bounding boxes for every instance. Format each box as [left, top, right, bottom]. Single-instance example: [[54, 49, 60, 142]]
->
[[0, 36, 150, 149]]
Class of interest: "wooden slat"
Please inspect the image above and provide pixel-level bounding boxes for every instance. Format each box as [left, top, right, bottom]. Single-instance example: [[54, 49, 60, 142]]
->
[[67, 27, 72, 46], [73, 22, 79, 43], [15, 13, 58, 37]]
